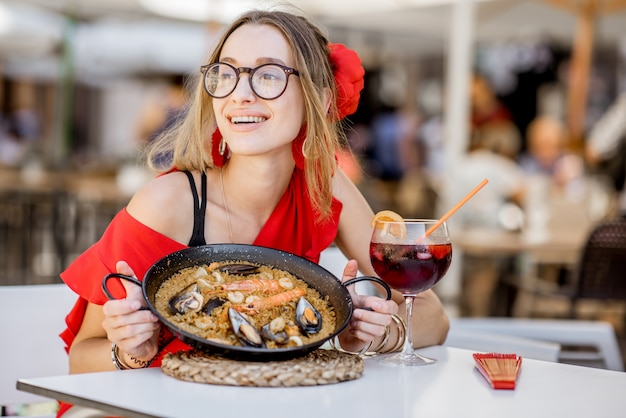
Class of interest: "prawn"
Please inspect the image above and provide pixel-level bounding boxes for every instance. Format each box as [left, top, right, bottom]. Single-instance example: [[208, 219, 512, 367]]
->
[[234, 288, 306, 314], [220, 279, 284, 293]]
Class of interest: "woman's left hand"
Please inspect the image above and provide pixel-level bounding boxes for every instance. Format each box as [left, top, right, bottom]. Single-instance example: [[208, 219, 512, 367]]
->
[[337, 259, 398, 353]]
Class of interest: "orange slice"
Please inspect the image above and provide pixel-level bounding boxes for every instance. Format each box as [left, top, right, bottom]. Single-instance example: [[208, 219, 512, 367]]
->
[[371, 210, 406, 238]]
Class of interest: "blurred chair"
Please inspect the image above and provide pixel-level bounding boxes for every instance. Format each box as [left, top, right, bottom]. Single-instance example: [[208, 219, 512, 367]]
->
[[0, 283, 76, 416], [446, 317, 624, 371], [513, 214, 626, 319], [567, 214, 626, 317]]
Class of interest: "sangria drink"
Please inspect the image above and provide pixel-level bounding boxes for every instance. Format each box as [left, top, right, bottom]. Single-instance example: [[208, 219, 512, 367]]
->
[[369, 242, 452, 295], [370, 218, 452, 366]]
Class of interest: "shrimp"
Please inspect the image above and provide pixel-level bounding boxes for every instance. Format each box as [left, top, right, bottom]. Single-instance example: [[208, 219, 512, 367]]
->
[[200, 279, 285, 300], [234, 288, 306, 314], [220, 279, 284, 293]]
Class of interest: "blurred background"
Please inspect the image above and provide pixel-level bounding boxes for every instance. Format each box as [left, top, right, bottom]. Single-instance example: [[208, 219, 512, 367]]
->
[[1, 0, 626, 370]]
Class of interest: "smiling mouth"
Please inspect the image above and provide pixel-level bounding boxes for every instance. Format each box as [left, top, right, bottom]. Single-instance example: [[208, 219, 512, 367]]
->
[[231, 116, 266, 124]]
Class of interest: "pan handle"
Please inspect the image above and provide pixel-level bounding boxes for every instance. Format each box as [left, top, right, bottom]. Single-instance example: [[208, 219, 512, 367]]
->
[[102, 273, 149, 310], [342, 276, 392, 308]]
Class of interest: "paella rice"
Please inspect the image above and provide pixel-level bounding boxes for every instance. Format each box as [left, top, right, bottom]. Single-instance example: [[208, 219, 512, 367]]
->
[[154, 261, 337, 349]]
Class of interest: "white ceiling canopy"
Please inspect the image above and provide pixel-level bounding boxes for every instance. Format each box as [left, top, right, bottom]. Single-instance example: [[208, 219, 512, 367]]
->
[[72, 19, 212, 81], [2, 0, 625, 43], [138, 0, 261, 23], [0, 0, 624, 80], [0, 2, 63, 57]]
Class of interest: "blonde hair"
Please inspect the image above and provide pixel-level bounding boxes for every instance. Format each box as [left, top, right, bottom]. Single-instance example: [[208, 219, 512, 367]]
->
[[146, 9, 344, 221]]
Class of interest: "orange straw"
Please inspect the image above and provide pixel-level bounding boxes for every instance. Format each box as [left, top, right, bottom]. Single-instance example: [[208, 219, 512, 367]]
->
[[424, 178, 489, 237]]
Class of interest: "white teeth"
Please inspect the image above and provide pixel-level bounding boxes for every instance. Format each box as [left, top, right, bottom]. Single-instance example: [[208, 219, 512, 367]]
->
[[231, 116, 266, 124]]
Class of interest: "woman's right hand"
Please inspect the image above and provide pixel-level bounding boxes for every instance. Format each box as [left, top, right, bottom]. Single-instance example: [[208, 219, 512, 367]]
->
[[101, 261, 160, 367]]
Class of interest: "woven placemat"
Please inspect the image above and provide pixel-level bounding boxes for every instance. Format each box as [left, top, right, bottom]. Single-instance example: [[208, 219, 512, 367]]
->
[[161, 349, 364, 387]]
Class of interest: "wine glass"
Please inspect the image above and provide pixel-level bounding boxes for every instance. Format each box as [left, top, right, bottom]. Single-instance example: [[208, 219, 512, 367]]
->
[[370, 219, 452, 366]]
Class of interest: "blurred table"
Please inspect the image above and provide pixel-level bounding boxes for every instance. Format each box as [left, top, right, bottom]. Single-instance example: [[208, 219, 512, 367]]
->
[[453, 226, 588, 266], [17, 346, 626, 418], [453, 226, 591, 317]]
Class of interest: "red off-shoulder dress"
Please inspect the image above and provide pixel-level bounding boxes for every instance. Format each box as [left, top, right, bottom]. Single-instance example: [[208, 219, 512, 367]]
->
[[57, 169, 342, 417]]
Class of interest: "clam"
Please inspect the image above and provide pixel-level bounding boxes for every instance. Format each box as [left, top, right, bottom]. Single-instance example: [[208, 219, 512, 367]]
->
[[227, 291, 244, 304], [216, 263, 260, 276], [168, 283, 203, 315], [228, 308, 266, 348], [194, 315, 215, 330], [295, 297, 322, 335], [193, 266, 210, 278], [289, 336, 303, 346], [278, 276, 294, 289], [196, 277, 216, 292]]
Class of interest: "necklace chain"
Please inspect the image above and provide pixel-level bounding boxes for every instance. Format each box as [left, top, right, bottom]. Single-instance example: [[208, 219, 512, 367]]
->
[[219, 168, 234, 243]]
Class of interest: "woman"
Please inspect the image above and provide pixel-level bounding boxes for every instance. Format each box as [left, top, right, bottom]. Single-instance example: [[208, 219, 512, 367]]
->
[[59, 9, 449, 416]]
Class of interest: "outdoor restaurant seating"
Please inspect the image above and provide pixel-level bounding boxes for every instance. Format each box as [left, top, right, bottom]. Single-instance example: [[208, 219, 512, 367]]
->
[[511, 214, 626, 320]]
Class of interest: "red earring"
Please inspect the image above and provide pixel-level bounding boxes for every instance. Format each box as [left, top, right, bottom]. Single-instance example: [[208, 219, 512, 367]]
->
[[291, 126, 307, 170], [211, 128, 229, 167]]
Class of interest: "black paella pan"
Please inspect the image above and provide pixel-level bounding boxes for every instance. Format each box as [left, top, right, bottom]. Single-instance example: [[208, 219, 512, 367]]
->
[[102, 244, 391, 361]]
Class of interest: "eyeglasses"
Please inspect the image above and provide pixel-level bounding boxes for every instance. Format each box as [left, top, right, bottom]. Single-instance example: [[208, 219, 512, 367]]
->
[[201, 62, 300, 100]]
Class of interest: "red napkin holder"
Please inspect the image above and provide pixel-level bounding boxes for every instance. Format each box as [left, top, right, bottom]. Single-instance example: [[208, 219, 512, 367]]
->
[[473, 353, 522, 390]]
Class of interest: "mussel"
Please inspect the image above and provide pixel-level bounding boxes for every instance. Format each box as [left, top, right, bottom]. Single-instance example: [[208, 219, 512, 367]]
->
[[168, 283, 203, 315], [295, 297, 322, 335], [215, 263, 260, 276], [228, 308, 266, 348], [261, 317, 290, 344], [202, 297, 226, 315]]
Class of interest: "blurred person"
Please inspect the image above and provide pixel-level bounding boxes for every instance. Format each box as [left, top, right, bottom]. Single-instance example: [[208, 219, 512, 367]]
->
[[451, 125, 526, 231], [470, 73, 521, 161], [517, 116, 589, 317], [369, 106, 417, 180], [134, 75, 187, 166], [519, 115, 584, 193], [585, 91, 626, 214], [0, 127, 23, 166], [135, 75, 187, 145], [450, 125, 526, 316], [366, 105, 421, 213], [0, 80, 41, 166], [57, 9, 449, 417], [518, 115, 566, 176]]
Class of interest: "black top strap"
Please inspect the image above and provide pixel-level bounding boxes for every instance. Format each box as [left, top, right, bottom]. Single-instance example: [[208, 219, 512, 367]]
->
[[183, 170, 207, 247]]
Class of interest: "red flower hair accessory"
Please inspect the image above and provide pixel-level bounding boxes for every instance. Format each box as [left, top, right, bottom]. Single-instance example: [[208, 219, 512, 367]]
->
[[328, 42, 365, 120]]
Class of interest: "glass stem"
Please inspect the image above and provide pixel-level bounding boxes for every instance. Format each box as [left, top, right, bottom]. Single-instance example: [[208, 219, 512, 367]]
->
[[401, 296, 415, 355]]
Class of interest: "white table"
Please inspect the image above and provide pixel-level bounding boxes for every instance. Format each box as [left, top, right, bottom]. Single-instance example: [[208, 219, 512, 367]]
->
[[17, 346, 626, 418]]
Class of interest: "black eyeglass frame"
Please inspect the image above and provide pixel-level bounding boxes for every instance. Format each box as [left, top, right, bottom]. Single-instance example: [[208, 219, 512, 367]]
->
[[200, 62, 300, 100]]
